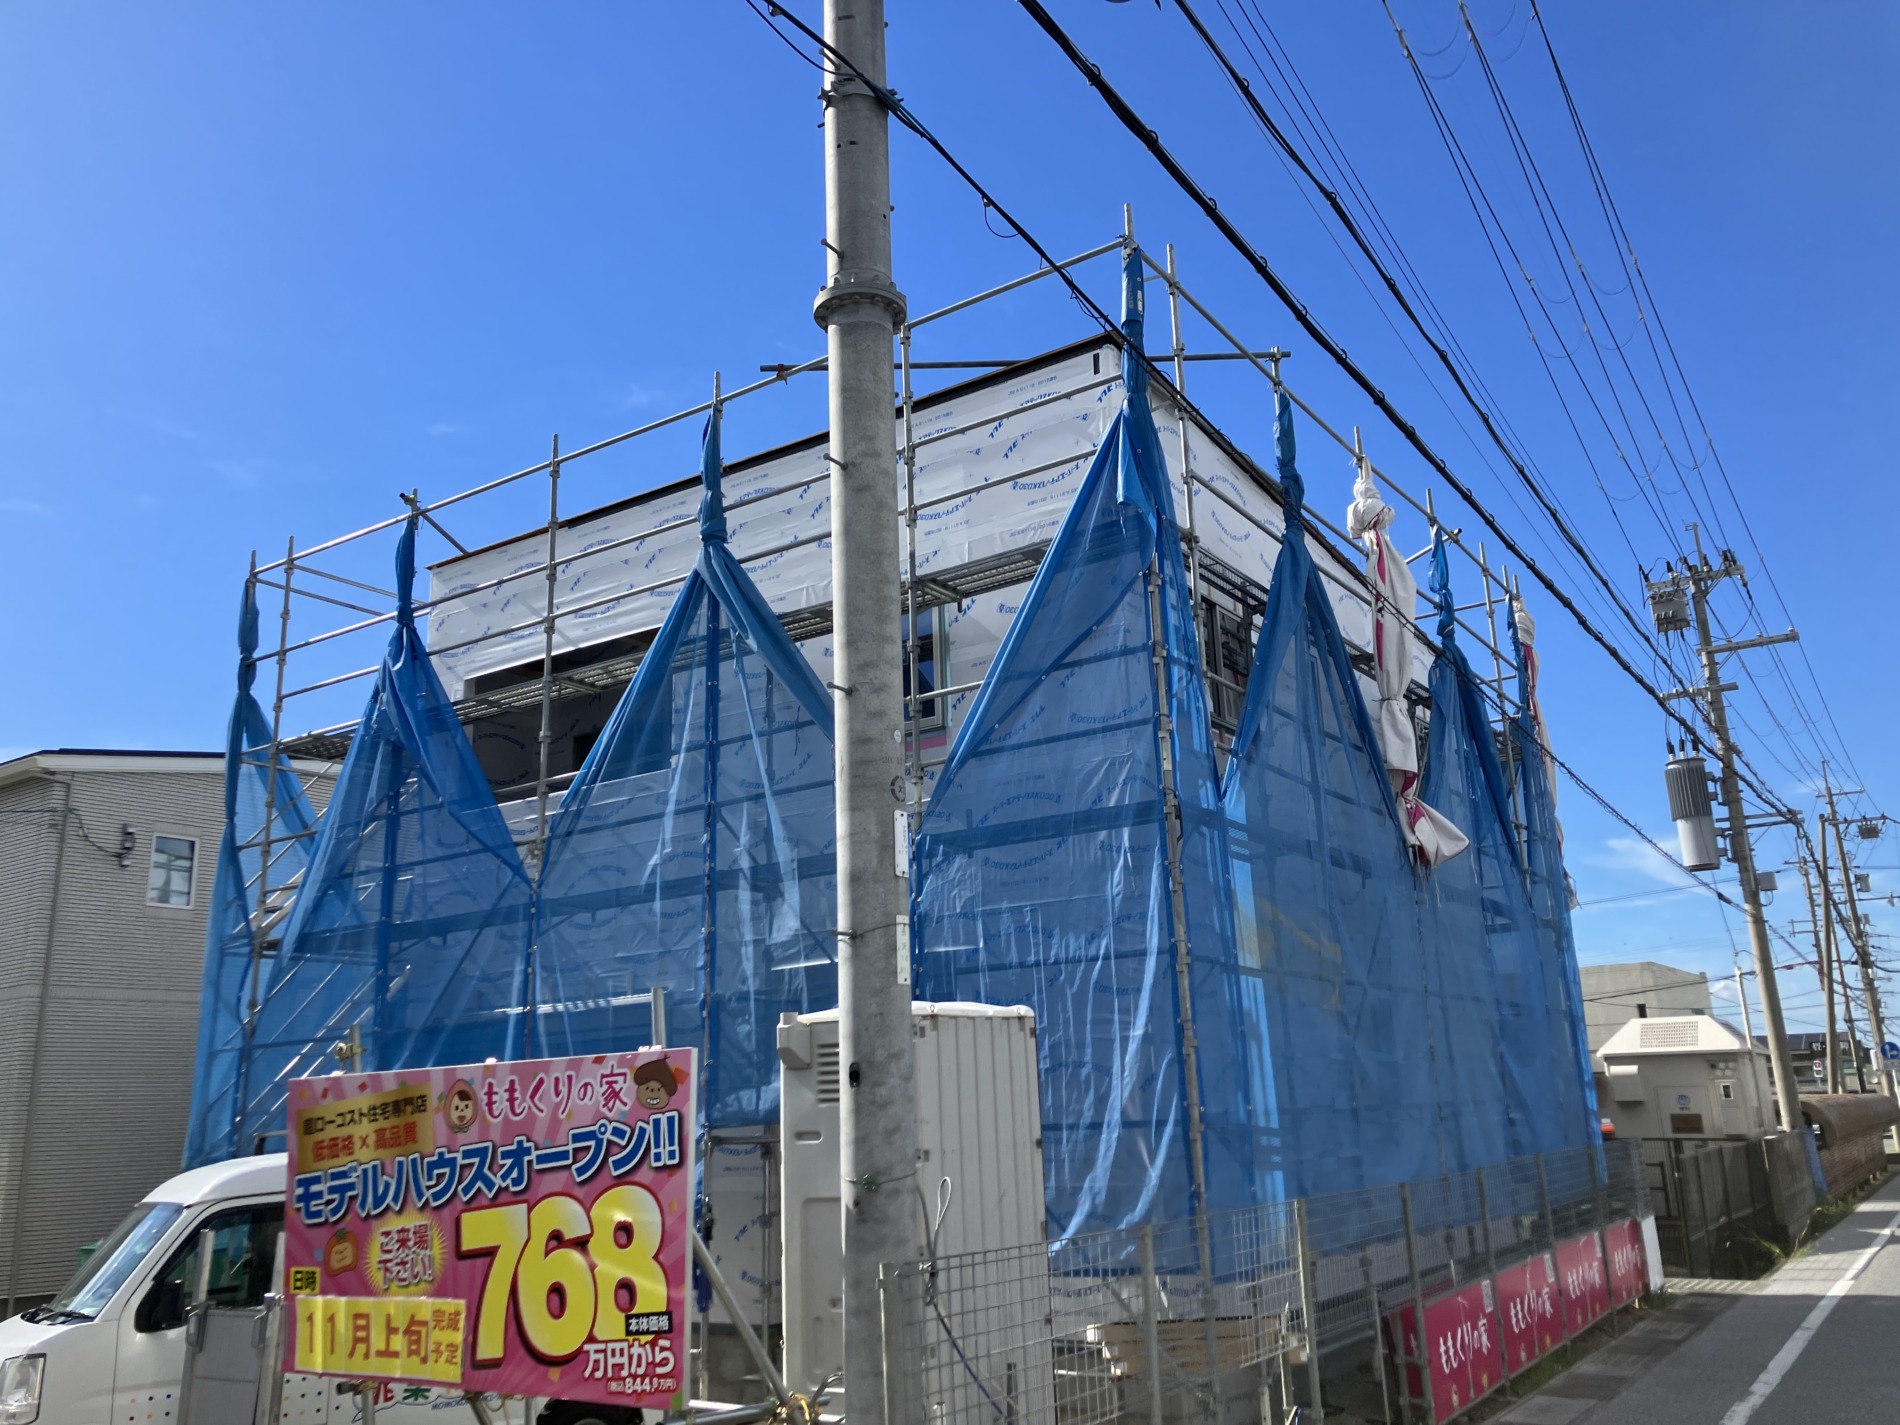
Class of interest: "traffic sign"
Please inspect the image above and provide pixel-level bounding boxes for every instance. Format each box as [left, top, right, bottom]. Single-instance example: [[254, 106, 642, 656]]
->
[[1881, 1041, 1900, 1062]]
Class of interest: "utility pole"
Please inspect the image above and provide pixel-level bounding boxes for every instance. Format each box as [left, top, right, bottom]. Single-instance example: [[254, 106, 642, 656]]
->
[[1665, 526, 1804, 1133], [813, 1, 921, 1417], [1824, 771, 1894, 1101], [1796, 850, 1840, 1092]]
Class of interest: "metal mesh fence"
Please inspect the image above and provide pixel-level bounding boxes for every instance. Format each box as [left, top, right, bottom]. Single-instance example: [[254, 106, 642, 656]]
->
[[1644, 1134, 1810, 1279], [883, 1140, 1649, 1425]]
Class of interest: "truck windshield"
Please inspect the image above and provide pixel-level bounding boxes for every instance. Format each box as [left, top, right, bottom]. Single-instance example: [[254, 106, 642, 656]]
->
[[46, 1202, 185, 1318]]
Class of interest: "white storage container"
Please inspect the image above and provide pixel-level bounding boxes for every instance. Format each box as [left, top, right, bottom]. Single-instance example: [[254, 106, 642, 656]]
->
[[777, 1000, 1049, 1413]]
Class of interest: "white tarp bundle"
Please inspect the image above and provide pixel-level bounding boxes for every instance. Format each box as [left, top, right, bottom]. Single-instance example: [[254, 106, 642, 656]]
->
[[1346, 457, 1467, 866]]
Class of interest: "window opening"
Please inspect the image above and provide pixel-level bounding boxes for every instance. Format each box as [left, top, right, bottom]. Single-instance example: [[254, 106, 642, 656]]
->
[[147, 835, 197, 909], [903, 607, 947, 733]]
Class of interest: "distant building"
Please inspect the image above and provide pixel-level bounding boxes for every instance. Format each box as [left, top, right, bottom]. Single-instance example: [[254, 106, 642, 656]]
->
[[1760, 1031, 1874, 1095], [1579, 960, 1713, 1060], [1597, 1014, 1776, 1139], [0, 749, 332, 1309]]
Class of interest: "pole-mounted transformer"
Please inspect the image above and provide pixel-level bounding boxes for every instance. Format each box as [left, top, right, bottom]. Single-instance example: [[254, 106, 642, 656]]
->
[[1665, 753, 1721, 871]]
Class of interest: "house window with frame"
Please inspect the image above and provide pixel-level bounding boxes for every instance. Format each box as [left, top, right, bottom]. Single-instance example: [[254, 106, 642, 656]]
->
[[1200, 595, 1258, 746], [902, 607, 947, 733], [147, 834, 197, 909]]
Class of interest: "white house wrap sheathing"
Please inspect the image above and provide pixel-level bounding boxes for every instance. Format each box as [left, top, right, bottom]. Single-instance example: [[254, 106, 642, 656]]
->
[[427, 342, 1425, 762]]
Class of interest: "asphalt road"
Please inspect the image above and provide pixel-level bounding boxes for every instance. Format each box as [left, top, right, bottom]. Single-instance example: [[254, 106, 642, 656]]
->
[[1507, 1173, 1900, 1424]]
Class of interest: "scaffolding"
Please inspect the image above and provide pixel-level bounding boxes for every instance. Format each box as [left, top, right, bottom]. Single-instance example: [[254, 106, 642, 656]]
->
[[204, 219, 1562, 1170]]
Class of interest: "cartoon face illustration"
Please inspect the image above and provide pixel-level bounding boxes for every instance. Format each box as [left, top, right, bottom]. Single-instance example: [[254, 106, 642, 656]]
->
[[326, 1229, 359, 1275], [445, 1081, 479, 1133], [632, 1060, 681, 1110]]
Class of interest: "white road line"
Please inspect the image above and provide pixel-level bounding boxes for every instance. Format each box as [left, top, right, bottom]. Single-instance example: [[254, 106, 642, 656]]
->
[[1718, 1205, 1900, 1425]]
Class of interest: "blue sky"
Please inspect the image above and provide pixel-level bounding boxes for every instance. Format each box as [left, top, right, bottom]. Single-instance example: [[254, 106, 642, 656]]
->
[[1, 2, 1893, 1030]]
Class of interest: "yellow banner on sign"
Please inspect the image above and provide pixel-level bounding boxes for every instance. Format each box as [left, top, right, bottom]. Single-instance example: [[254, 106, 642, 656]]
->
[[292, 1296, 466, 1386], [293, 1081, 435, 1174]]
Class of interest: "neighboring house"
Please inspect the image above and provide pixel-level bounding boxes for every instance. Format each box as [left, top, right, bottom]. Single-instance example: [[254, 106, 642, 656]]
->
[[1579, 961, 1713, 1061], [0, 749, 331, 1310], [1597, 1013, 1776, 1140], [1761, 1032, 1874, 1095]]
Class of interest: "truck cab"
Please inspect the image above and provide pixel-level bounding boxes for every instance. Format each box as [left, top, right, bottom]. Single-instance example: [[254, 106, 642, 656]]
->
[[0, 1156, 539, 1424]]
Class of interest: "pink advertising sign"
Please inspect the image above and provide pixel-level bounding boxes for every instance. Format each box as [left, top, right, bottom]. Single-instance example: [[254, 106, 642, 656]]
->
[[1387, 1280, 1503, 1423], [1604, 1219, 1646, 1308], [282, 1050, 697, 1412], [1495, 1253, 1564, 1373], [1555, 1231, 1609, 1336]]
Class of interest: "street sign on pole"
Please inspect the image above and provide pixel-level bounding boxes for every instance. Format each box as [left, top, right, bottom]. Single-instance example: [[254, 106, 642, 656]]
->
[[1880, 1041, 1899, 1062]]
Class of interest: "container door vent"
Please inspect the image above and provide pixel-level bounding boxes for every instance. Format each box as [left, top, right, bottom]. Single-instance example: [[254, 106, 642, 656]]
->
[[816, 1041, 842, 1104]]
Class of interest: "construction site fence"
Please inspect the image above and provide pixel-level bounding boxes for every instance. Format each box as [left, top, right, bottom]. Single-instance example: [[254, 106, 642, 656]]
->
[[879, 1139, 1651, 1425], [1642, 1133, 1815, 1280]]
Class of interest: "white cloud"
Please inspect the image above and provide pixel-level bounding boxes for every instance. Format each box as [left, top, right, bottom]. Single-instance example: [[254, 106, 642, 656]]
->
[[207, 458, 268, 489], [0, 498, 51, 517], [425, 421, 462, 437], [1587, 835, 1706, 890]]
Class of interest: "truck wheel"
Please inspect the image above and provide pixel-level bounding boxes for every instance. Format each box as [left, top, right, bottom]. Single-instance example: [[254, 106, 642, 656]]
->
[[536, 1404, 642, 1425]]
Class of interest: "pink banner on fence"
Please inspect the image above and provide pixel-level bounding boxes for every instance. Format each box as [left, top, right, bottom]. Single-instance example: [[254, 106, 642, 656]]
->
[[1604, 1219, 1646, 1307], [282, 1050, 697, 1413], [1495, 1252, 1564, 1372], [1387, 1280, 1504, 1423], [1556, 1231, 1609, 1335]]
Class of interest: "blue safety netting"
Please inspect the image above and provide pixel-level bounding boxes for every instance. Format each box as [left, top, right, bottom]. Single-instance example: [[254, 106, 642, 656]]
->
[[1419, 534, 1561, 1166], [532, 410, 837, 1130], [183, 582, 322, 1167], [1221, 392, 1442, 1202], [227, 517, 534, 1153], [913, 250, 1268, 1238], [1510, 627, 1600, 1155]]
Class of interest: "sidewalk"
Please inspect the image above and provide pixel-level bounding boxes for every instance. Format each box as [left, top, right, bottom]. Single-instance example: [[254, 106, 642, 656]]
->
[[1496, 1173, 1900, 1424]]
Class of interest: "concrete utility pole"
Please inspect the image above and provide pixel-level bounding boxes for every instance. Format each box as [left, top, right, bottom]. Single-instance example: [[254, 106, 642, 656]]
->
[[1796, 850, 1840, 1092], [1824, 771, 1895, 1101], [812, 0, 922, 1417], [1678, 526, 1804, 1134]]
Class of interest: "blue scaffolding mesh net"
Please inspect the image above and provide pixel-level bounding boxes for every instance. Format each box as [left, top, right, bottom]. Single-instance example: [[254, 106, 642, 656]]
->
[[1511, 617, 1600, 1154], [1221, 391, 1442, 1202], [1419, 533, 1560, 1168], [533, 411, 838, 1130], [188, 267, 1599, 1218], [183, 582, 323, 1167], [913, 250, 1267, 1238], [228, 517, 535, 1153]]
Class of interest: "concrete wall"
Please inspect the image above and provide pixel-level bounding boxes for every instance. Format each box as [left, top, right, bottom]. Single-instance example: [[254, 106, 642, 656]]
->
[[1581, 961, 1713, 1056]]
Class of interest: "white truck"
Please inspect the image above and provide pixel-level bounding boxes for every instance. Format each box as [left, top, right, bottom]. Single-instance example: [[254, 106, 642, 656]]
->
[[0, 1155, 635, 1425]]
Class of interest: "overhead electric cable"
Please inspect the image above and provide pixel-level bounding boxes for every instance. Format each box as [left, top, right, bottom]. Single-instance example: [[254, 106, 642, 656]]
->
[[1524, 2, 1869, 789], [1169, 0, 1672, 671], [743, 0, 1815, 963], [1007, 0, 1799, 821]]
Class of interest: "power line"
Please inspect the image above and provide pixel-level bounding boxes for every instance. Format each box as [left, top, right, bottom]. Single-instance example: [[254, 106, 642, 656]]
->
[[1170, 0, 1679, 684], [1522, 3, 1871, 793], [1008, 0, 1806, 826], [745, 0, 1819, 974]]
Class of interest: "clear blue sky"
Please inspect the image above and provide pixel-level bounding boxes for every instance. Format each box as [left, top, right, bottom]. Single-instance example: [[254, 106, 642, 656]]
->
[[2, 2, 1893, 1030]]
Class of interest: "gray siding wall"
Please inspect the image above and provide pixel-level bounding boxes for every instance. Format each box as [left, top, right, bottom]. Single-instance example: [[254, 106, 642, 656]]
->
[[1, 766, 225, 1303], [0, 779, 61, 1303]]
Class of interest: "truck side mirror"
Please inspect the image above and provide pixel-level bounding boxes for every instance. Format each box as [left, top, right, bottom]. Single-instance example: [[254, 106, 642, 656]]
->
[[137, 1277, 187, 1334]]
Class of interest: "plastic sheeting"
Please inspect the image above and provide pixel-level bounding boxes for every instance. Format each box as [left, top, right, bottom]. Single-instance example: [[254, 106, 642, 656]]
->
[[913, 250, 1268, 1238], [228, 518, 534, 1153], [532, 411, 838, 1129], [1510, 603, 1599, 1154], [183, 583, 322, 1167], [1222, 392, 1442, 1201], [1419, 533, 1563, 1166]]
